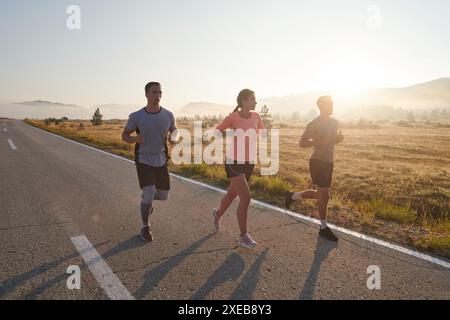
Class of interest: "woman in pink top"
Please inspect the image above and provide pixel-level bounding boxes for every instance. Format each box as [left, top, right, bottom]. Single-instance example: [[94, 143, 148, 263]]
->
[[212, 89, 265, 249]]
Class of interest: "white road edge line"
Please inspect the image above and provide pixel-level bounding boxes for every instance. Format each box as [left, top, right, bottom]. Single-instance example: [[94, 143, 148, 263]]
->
[[27, 122, 450, 270], [70, 235, 135, 300], [7, 138, 17, 150]]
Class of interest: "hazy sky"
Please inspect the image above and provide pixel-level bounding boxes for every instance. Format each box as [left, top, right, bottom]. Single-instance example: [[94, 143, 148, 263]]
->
[[1, 0, 449, 109]]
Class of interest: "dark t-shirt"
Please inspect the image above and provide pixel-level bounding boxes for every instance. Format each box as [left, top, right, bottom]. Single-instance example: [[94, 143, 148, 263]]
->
[[302, 116, 339, 163]]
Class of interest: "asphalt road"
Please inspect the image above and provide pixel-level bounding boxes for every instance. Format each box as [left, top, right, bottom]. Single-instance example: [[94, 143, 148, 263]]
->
[[0, 119, 449, 300]]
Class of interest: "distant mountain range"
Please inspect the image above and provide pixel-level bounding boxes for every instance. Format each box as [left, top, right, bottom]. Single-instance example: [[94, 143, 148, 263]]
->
[[2, 78, 449, 119], [177, 78, 450, 116], [352, 77, 450, 109], [15, 100, 83, 108], [1, 100, 87, 119]]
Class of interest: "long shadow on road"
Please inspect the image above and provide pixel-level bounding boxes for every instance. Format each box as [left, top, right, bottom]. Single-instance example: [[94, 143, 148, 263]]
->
[[134, 233, 215, 300], [191, 248, 269, 300], [21, 235, 147, 299], [0, 240, 110, 299], [191, 252, 245, 300], [299, 236, 338, 300], [229, 248, 269, 300]]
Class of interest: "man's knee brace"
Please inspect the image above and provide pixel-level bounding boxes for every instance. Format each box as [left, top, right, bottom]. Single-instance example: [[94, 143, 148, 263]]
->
[[141, 185, 157, 204], [154, 189, 169, 201]]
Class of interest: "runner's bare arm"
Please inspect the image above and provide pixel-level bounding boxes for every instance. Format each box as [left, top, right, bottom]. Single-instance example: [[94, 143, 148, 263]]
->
[[122, 127, 143, 144]]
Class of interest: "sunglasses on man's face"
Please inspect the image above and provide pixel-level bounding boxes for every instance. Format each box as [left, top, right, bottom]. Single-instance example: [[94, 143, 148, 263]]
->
[[151, 91, 162, 95]]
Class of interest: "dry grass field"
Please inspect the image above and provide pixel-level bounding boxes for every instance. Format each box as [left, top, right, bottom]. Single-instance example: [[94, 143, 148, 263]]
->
[[24, 118, 450, 259]]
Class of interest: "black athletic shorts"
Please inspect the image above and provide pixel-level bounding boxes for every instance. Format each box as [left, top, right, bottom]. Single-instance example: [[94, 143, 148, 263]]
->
[[135, 162, 170, 190], [309, 158, 334, 188], [224, 161, 255, 181]]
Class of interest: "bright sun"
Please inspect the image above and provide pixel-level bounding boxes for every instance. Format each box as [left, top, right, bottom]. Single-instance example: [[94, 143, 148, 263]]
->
[[313, 56, 385, 97]]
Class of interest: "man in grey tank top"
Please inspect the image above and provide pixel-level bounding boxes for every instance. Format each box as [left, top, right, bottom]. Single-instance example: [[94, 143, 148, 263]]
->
[[285, 96, 344, 241], [122, 82, 179, 242]]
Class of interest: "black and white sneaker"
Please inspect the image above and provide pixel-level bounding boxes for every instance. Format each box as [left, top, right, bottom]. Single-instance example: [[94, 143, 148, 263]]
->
[[319, 227, 339, 242], [140, 225, 153, 242], [285, 191, 295, 209]]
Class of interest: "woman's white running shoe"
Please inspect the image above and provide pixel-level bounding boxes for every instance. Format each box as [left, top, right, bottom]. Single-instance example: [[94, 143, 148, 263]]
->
[[238, 233, 257, 249]]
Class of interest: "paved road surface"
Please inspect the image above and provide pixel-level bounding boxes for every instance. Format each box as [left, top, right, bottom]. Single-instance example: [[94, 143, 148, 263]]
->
[[0, 119, 449, 300]]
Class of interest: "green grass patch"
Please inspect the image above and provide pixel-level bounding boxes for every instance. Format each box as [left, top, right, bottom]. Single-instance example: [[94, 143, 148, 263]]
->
[[356, 199, 417, 224], [416, 235, 450, 257], [250, 175, 292, 197], [169, 163, 229, 188]]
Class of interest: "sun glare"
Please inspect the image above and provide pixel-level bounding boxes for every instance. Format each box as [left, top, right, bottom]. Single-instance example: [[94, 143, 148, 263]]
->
[[313, 56, 385, 97]]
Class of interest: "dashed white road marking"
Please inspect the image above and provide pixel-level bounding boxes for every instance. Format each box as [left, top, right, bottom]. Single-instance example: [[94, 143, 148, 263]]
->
[[70, 235, 135, 300], [7, 138, 17, 150]]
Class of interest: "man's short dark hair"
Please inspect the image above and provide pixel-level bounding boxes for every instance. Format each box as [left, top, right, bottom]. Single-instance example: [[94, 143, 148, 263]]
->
[[317, 95, 332, 109], [145, 82, 161, 95]]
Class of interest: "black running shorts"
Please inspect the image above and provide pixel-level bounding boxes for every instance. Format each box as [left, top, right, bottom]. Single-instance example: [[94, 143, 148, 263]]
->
[[136, 162, 170, 190], [224, 161, 255, 182], [309, 158, 334, 188]]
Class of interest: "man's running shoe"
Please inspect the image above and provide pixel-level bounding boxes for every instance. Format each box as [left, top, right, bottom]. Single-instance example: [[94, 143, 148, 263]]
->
[[285, 191, 295, 209], [140, 225, 153, 242], [319, 227, 338, 242]]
